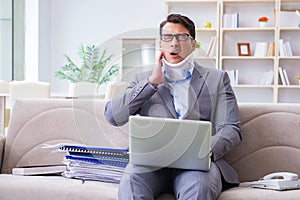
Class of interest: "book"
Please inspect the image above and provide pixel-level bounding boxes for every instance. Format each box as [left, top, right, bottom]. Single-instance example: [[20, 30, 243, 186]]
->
[[283, 68, 290, 85], [266, 42, 275, 57], [278, 67, 287, 85], [259, 70, 274, 85], [65, 155, 128, 168], [279, 39, 286, 56], [284, 41, 293, 56], [59, 144, 128, 161], [279, 40, 293, 56], [226, 69, 238, 86], [44, 143, 129, 156], [223, 13, 239, 28], [266, 71, 274, 85], [59, 144, 129, 156], [254, 42, 268, 57], [206, 36, 216, 57], [12, 165, 66, 176]]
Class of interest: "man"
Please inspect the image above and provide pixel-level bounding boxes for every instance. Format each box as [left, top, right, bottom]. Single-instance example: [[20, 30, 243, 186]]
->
[[105, 14, 241, 200]]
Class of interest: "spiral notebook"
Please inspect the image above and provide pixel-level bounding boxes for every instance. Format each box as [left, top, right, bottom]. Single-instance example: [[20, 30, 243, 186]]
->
[[54, 144, 129, 167]]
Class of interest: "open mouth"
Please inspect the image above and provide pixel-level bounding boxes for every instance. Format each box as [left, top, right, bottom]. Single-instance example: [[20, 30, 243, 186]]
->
[[170, 51, 179, 56]]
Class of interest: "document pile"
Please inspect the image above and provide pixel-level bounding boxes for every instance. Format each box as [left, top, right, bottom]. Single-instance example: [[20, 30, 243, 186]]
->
[[46, 143, 129, 184]]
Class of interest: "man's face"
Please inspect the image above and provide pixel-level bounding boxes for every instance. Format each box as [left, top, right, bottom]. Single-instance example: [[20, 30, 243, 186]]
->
[[160, 22, 196, 64]]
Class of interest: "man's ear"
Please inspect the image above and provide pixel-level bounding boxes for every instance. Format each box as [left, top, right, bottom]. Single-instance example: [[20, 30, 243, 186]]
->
[[191, 40, 197, 50]]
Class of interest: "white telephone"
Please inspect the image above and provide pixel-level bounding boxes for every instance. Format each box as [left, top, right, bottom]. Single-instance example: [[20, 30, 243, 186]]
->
[[250, 172, 300, 190], [263, 172, 298, 181]]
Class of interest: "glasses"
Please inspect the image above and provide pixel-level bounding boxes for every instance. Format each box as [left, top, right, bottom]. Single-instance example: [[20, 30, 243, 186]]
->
[[160, 33, 194, 42]]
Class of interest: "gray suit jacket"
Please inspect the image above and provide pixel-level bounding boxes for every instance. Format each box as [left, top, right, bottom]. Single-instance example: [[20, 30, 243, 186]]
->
[[105, 63, 242, 184]]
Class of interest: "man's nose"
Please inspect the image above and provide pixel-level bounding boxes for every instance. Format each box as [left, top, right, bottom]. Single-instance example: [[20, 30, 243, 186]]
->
[[170, 36, 179, 46]]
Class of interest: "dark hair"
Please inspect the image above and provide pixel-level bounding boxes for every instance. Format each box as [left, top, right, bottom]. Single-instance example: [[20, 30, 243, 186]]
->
[[159, 14, 196, 40]]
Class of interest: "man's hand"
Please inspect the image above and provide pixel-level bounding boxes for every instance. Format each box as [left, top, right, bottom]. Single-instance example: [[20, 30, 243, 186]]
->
[[148, 51, 165, 88]]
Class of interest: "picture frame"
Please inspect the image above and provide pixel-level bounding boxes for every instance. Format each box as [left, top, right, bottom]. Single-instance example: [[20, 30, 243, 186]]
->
[[237, 43, 251, 56]]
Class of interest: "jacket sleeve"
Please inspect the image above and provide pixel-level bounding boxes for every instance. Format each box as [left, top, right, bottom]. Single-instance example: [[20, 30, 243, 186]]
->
[[104, 72, 157, 126], [210, 71, 242, 161]]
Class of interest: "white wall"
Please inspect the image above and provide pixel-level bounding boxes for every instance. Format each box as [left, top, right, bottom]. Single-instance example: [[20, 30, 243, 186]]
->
[[25, 0, 38, 81], [38, 0, 165, 94]]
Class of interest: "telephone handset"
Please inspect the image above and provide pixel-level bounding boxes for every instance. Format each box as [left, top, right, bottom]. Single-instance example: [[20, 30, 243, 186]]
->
[[263, 172, 298, 181]]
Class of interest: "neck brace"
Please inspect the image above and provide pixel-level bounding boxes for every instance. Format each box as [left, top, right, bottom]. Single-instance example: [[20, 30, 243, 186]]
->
[[162, 52, 194, 81]]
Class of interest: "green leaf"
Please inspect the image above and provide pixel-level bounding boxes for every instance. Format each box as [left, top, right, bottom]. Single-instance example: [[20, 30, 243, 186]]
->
[[55, 44, 120, 85]]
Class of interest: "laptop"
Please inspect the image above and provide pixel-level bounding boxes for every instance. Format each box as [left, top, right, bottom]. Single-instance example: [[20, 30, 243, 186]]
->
[[129, 115, 212, 171]]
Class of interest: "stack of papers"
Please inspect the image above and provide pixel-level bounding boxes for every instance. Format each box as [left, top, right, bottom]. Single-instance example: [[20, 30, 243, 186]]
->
[[63, 159, 126, 183], [44, 143, 129, 184]]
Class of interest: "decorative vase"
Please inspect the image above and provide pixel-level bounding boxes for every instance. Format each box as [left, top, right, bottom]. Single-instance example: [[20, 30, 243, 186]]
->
[[298, 79, 300, 85], [259, 22, 267, 27], [68, 82, 99, 98]]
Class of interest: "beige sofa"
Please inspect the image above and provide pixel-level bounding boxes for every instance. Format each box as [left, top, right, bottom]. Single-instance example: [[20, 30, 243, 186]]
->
[[0, 99, 300, 200]]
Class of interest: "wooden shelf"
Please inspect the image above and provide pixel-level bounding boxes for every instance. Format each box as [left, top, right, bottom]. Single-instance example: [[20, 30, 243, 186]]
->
[[165, 0, 300, 103]]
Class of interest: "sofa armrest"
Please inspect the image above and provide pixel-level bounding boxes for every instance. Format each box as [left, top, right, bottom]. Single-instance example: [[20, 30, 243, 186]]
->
[[0, 134, 5, 172]]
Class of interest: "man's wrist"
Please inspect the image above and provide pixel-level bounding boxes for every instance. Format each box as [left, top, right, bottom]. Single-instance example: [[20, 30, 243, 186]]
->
[[148, 77, 159, 89], [149, 82, 158, 89]]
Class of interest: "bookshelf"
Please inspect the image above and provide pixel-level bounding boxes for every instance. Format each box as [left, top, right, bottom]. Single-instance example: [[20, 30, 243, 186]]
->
[[277, 0, 300, 103], [220, 0, 277, 103], [165, 0, 300, 103]]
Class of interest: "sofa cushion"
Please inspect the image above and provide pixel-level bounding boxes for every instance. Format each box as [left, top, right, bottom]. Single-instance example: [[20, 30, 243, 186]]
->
[[219, 184, 300, 200], [0, 174, 118, 200]]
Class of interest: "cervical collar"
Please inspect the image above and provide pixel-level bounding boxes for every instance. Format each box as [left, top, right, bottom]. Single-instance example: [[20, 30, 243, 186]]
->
[[162, 52, 194, 81]]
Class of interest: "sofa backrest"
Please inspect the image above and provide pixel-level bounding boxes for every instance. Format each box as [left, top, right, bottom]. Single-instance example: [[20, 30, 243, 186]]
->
[[1, 99, 129, 174], [224, 103, 300, 182]]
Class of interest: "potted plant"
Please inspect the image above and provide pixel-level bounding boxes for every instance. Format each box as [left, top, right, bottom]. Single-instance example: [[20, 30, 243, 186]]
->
[[258, 16, 269, 27], [194, 41, 201, 57], [55, 44, 119, 97]]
